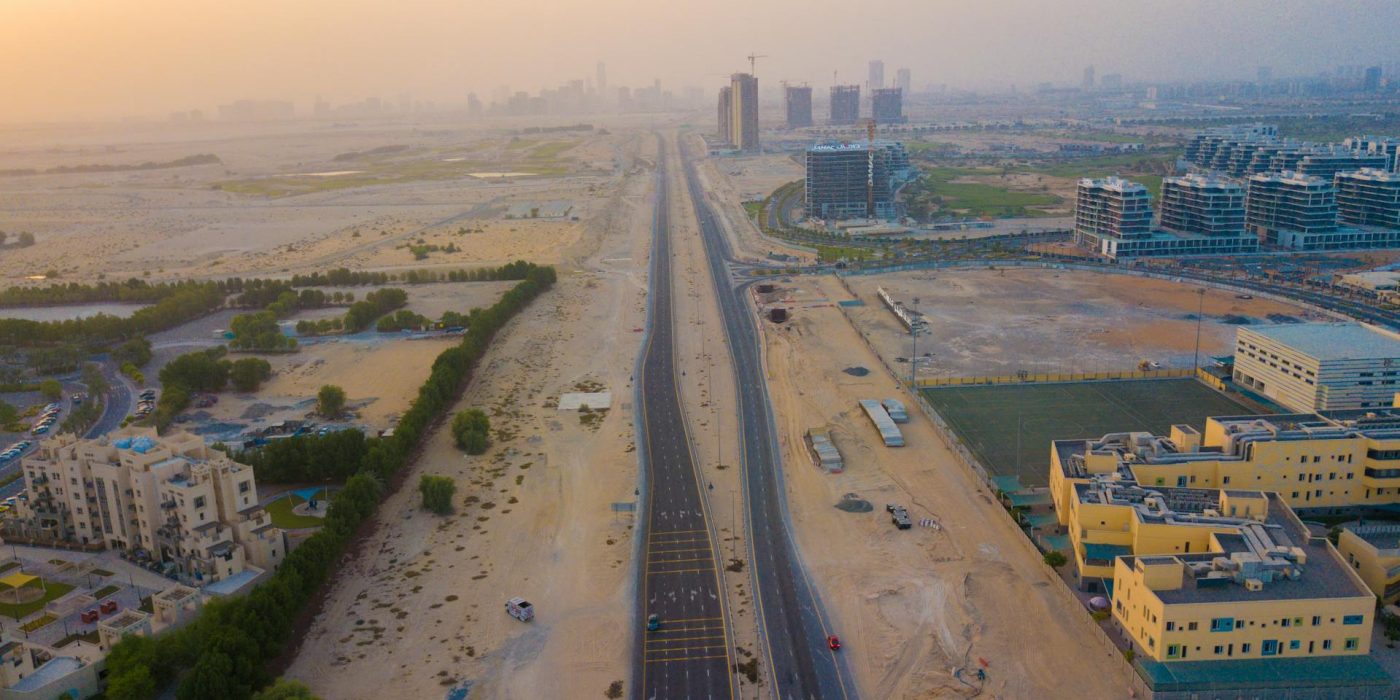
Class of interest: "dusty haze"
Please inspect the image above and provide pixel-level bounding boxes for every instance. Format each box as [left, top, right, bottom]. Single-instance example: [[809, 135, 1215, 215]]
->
[[1, 0, 1398, 122]]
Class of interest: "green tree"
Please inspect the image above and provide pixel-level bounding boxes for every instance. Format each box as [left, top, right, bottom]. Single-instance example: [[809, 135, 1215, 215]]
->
[[254, 678, 322, 700], [229, 358, 273, 392], [113, 337, 153, 368], [38, 379, 62, 402], [317, 385, 346, 417], [81, 362, 108, 396], [419, 475, 456, 515], [159, 349, 229, 392], [105, 665, 157, 700], [1043, 551, 1068, 569], [177, 650, 242, 700], [0, 400, 16, 426], [452, 409, 490, 454]]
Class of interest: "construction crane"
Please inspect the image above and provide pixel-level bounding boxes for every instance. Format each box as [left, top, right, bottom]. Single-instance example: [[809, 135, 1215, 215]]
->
[[747, 53, 768, 76]]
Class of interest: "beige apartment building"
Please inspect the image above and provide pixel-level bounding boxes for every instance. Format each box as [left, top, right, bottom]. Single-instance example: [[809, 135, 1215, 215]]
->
[[4, 428, 285, 586]]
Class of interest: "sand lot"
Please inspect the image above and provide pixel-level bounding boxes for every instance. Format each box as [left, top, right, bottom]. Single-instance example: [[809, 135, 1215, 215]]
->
[[844, 267, 1327, 379], [0, 120, 625, 285], [191, 339, 458, 436], [760, 274, 1134, 698], [284, 131, 656, 699]]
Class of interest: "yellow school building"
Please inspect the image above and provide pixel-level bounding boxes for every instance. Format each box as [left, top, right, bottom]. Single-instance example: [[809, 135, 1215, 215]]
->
[[1052, 409, 1400, 521]]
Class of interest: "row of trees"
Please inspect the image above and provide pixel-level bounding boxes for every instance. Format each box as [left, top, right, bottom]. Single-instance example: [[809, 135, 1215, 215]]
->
[[343, 288, 407, 332], [0, 277, 184, 308], [103, 261, 556, 698], [0, 282, 225, 347], [234, 429, 368, 484], [153, 348, 274, 429], [0, 263, 531, 349], [289, 263, 543, 288], [374, 309, 430, 333], [234, 284, 344, 314], [228, 312, 297, 352]]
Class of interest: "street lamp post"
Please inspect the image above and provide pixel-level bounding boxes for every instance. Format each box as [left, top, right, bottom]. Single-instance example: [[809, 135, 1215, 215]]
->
[[1193, 288, 1206, 373]]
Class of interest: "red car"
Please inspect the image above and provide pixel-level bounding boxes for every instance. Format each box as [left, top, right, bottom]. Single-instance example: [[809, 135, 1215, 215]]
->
[[80, 609, 99, 624], [100, 600, 118, 615], [827, 635, 841, 651]]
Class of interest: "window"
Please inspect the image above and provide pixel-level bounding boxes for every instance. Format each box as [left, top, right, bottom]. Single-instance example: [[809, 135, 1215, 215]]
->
[[1167, 644, 1182, 659], [1281, 618, 1291, 628], [239, 481, 250, 494], [1241, 643, 1252, 654], [1213, 645, 1224, 655], [1312, 616, 1321, 626], [1210, 617, 1234, 633], [1262, 640, 1279, 656], [1223, 476, 1231, 485], [1343, 615, 1364, 625], [1290, 640, 1301, 650], [194, 496, 206, 509], [1187, 622, 1198, 631], [1166, 621, 1175, 631], [1346, 638, 1360, 651], [1323, 640, 1332, 650]]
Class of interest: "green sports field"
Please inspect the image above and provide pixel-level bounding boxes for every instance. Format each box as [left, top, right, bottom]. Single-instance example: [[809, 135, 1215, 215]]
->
[[922, 378, 1260, 488]]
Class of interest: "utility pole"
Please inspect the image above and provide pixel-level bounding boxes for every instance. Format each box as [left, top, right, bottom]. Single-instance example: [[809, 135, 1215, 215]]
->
[[1192, 287, 1206, 373]]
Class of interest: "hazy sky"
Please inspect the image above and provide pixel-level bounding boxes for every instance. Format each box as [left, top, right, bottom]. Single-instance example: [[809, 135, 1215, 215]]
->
[[2, 0, 1396, 122]]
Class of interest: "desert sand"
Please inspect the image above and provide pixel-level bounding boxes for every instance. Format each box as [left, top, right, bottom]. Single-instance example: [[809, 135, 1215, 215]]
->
[[0, 121, 627, 285], [845, 267, 1329, 379], [283, 130, 656, 699], [760, 274, 1135, 698]]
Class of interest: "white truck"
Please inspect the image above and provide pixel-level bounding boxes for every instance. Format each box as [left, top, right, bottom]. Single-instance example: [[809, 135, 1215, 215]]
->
[[506, 597, 534, 622]]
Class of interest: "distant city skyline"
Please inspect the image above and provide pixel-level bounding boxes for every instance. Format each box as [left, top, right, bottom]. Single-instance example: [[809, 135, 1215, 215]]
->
[[1, 0, 1398, 122]]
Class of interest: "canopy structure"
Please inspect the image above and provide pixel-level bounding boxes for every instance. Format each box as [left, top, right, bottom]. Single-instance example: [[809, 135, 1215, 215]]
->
[[0, 571, 42, 594], [290, 487, 324, 502]]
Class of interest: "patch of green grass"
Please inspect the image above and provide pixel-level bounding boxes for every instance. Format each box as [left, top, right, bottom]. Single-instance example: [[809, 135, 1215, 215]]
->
[[923, 378, 1259, 487], [907, 167, 1062, 219], [266, 494, 327, 529], [93, 585, 120, 600], [90, 568, 114, 578], [0, 581, 74, 620], [21, 614, 55, 632], [905, 140, 959, 155], [54, 629, 100, 648], [0, 563, 17, 575], [527, 141, 577, 160], [815, 245, 876, 262]]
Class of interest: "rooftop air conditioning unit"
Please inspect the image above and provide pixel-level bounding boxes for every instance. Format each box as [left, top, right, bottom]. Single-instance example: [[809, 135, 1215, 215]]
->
[[1244, 578, 1264, 592]]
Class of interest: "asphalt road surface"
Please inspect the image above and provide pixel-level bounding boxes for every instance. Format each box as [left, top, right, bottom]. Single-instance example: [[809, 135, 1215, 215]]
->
[[680, 135, 857, 700], [632, 138, 737, 700]]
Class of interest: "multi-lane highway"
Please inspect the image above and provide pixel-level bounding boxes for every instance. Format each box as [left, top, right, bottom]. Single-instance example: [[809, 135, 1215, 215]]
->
[[632, 139, 736, 700], [679, 135, 857, 699]]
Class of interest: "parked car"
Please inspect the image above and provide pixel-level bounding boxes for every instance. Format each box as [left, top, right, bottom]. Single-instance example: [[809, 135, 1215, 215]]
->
[[80, 609, 99, 624], [827, 635, 841, 651], [100, 600, 118, 615]]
